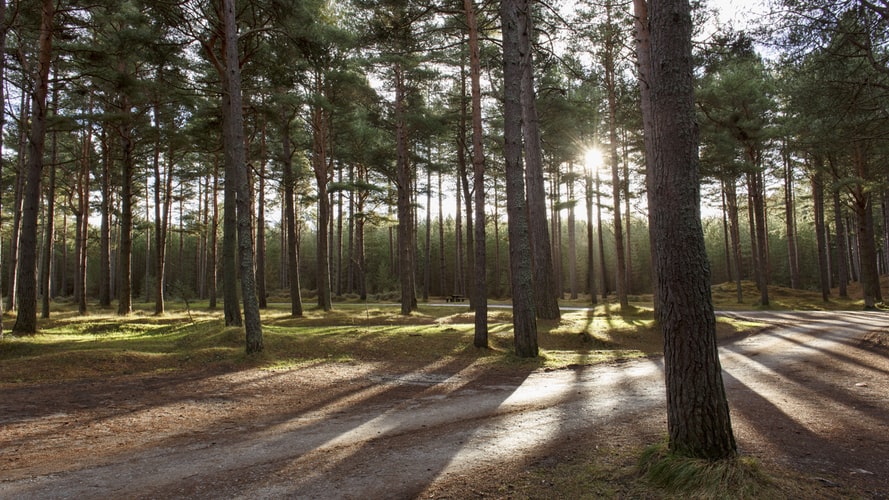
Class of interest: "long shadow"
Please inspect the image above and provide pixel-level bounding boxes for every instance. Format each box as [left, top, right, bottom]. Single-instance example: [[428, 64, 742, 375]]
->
[[722, 370, 889, 495], [0, 351, 538, 498], [725, 324, 889, 377]]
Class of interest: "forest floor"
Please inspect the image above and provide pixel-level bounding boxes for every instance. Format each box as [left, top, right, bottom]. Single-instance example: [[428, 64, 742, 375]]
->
[[1, 310, 888, 498]]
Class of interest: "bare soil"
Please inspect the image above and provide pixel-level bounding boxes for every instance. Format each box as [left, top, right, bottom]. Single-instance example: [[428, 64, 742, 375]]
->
[[1, 311, 888, 499]]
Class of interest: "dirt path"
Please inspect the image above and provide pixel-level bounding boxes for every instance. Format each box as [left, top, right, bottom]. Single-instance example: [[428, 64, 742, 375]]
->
[[1, 311, 888, 498]]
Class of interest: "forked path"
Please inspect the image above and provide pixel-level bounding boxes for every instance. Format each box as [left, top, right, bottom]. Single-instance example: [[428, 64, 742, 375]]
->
[[1, 311, 888, 498]]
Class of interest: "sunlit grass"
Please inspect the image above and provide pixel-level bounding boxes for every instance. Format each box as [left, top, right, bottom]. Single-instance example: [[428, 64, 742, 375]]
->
[[0, 296, 770, 384]]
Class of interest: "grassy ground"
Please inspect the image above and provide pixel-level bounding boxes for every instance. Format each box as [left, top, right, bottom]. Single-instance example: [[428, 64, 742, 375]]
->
[[0, 282, 871, 498]]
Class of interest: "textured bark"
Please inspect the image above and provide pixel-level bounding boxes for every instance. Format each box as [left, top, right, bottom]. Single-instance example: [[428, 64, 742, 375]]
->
[[518, 0, 559, 320], [13, 0, 53, 334], [633, 0, 659, 313], [501, 0, 538, 358], [466, 0, 488, 347], [209, 156, 219, 309], [394, 63, 416, 315], [646, 0, 736, 460], [222, 0, 262, 353]]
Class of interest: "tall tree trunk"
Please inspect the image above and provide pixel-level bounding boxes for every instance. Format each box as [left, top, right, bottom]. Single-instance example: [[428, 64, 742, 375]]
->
[[394, 62, 416, 315], [647, 0, 736, 460], [750, 167, 769, 306], [438, 169, 447, 297], [222, 0, 262, 352], [311, 76, 332, 312], [812, 164, 831, 302], [99, 128, 112, 307], [632, 0, 659, 314], [595, 172, 609, 298], [281, 111, 303, 317], [605, 0, 629, 309], [117, 95, 134, 316], [501, 0, 538, 358], [209, 155, 219, 309], [724, 179, 743, 303], [568, 162, 578, 300], [585, 173, 598, 305], [257, 121, 268, 308], [519, 0, 559, 320], [783, 146, 800, 289], [466, 0, 488, 346], [0, 0, 7, 334], [7, 91, 28, 312], [153, 122, 172, 315], [40, 83, 58, 319], [423, 165, 431, 301], [851, 144, 881, 308], [833, 188, 849, 298], [13, 0, 54, 334]]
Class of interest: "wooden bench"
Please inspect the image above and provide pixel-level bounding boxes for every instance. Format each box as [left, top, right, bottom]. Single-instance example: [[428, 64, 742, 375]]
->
[[445, 294, 466, 303]]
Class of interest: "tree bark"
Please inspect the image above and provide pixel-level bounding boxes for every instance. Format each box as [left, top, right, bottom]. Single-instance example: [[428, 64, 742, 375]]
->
[[501, 0, 538, 358], [605, 0, 629, 309], [518, 0, 559, 320], [13, 0, 54, 334], [646, 0, 736, 460], [812, 163, 831, 302], [222, 0, 262, 352], [394, 63, 416, 315], [465, 0, 488, 347], [99, 128, 112, 307], [783, 147, 800, 289], [281, 111, 303, 317], [833, 188, 849, 298]]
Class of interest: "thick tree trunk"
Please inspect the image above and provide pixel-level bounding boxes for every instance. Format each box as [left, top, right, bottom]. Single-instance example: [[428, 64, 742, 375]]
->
[[501, 0, 538, 358], [852, 145, 881, 307], [117, 97, 134, 316], [518, 0, 559, 320], [13, 0, 53, 334], [647, 0, 736, 460], [222, 0, 262, 352]]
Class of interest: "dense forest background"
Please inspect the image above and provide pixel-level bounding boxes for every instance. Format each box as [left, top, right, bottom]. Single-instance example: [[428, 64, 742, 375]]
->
[[1, 0, 887, 322]]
